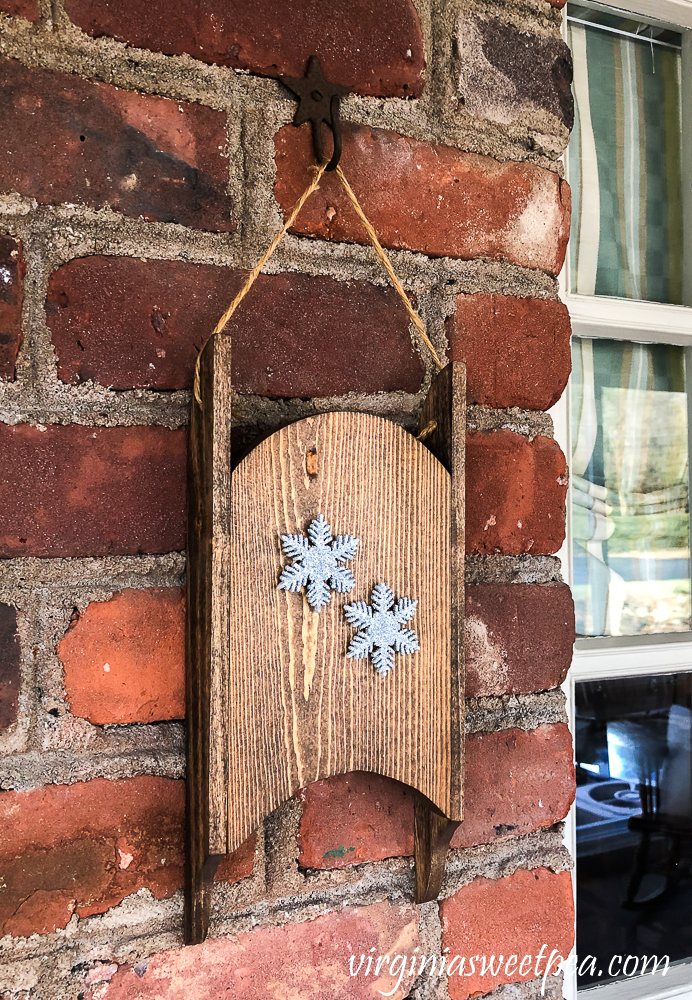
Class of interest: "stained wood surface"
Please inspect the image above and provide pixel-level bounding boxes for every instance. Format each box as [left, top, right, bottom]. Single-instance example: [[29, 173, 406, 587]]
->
[[419, 361, 466, 816], [413, 361, 466, 903], [414, 794, 460, 903], [185, 335, 230, 944], [228, 409, 451, 856], [187, 344, 466, 940]]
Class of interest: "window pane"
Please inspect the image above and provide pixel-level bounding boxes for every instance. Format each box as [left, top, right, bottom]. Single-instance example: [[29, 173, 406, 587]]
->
[[575, 673, 692, 989], [571, 337, 691, 636], [567, 5, 683, 304]]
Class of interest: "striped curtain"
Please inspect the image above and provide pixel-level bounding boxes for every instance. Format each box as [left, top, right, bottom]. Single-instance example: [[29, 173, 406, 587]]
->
[[571, 337, 690, 636], [568, 22, 683, 304]]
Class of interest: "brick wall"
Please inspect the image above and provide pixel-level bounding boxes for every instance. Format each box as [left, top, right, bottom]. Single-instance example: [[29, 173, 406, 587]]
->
[[0, 0, 576, 997]]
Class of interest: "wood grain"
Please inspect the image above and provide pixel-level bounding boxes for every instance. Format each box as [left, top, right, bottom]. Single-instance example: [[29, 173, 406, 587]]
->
[[228, 410, 451, 855], [414, 793, 460, 903], [185, 335, 230, 944], [420, 361, 465, 814], [414, 361, 466, 901], [186, 346, 466, 940]]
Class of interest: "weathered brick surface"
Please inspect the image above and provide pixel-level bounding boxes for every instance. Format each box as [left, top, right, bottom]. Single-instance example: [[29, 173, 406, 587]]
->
[[0, 0, 39, 18], [47, 257, 424, 394], [447, 294, 571, 410], [0, 0, 580, 988], [63, 0, 425, 99], [0, 603, 20, 731], [297, 725, 574, 869], [458, 18, 573, 129], [442, 868, 574, 999], [87, 901, 422, 999], [47, 256, 242, 392], [275, 125, 571, 275], [451, 725, 575, 848], [298, 772, 414, 869], [0, 235, 25, 380], [58, 588, 185, 725], [0, 59, 233, 231], [0, 777, 254, 937], [465, 583, 574, 697], [214, 835, 256, 884], [466, 431, 567, 555], [0, 424, 186, 558], [0, 777, 184, 936]]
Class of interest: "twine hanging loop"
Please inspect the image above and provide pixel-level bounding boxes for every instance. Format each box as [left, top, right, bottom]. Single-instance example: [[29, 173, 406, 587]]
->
[[194, 162, 444, 408]]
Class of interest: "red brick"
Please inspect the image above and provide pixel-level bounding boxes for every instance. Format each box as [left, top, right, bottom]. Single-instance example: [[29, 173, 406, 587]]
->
[[0, 424, 186, 558], [459, 19, 573, 130], [466, 583, 574, 697], [441, 868, 574, 999], [447, 295, 571, 410], [59, 588, 185, 725], [451, 725, 575, 849], [297, 726, 574, 869], [466, 431, 567, 555], [214, 834, 257, 884], [275, 125, 571, 276], [46, 257, 424, 394], [0, 603, 20, 730], [0, 59, 233, 231], [0, 777, 255, 937], [0, 0, 39, 18], [87, 900, 422, 999], [0, 235, 25, 379], [63, 0, 425, 99], [298, 772, 414, 870], [0, 777, 184, 936]]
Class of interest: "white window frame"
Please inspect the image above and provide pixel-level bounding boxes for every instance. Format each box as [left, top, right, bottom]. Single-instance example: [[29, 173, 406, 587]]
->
[[555, 4, 692, 1000]]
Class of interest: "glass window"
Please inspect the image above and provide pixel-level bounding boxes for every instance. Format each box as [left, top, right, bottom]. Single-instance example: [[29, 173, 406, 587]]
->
[[567, 3, 683, 304], [575, 673, 692, 988], [570, 336, 691, 637], [561, 3, 692, 998]]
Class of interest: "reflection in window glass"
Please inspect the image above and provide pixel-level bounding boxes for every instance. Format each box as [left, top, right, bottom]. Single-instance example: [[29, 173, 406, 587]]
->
[[571, 337, 691, 636], [567, 5, 683, 304], [575, 673, 692, 989]]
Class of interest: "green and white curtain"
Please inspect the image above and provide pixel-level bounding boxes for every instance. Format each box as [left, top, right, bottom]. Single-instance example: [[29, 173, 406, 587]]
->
[[571, 337, 690, 635], [568, 22, 683, 304]]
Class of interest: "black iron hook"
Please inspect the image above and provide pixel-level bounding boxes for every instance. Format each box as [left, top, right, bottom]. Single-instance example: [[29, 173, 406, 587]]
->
[[280, 56, 350, 171]]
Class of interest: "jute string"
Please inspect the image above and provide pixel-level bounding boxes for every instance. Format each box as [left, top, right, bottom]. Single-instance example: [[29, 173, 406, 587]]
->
[[333, 165, 443, 372], [194, 161, 444, 408], [416, 419, 437, 442]]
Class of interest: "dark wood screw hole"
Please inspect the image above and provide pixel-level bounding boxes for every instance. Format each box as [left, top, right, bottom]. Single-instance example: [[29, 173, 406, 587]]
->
[[306, 448, 318, 479]]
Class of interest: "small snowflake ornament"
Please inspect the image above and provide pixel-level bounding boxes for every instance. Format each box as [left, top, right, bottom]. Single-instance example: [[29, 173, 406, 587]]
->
[[344, 582, 419, 676], [277, 514, 359, 612]]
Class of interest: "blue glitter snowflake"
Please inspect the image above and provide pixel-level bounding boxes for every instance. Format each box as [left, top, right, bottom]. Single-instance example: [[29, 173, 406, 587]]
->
[[344, 582, 419, 676], [277, 514, 359, 612]]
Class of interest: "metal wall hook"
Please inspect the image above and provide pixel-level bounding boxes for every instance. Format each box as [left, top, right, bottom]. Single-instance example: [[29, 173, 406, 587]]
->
[[280, 55, 350, 171]]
